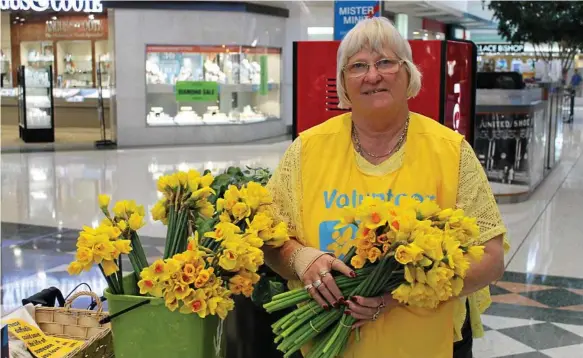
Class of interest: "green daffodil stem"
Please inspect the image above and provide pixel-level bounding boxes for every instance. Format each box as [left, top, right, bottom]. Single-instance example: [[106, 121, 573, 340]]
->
[[163, 206, 177, 259], [116, 258, 124, 295], [99, 264, 120, 294], [130, 231, 148, 269], [128, 252, 142, 280]]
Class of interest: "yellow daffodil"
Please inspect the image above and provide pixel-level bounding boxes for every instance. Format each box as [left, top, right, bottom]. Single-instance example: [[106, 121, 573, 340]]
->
[[394, 243, 424, 265], [173, 283, 192, 300], [231, 202, 251, 221], [150, 259, 171, 281], [197, 199, 215, 218], [165, 296, 180, 312], [194, 269, 213, 288], [98, 194, 110, 209], [77, 232, 96, 248], [367, 247, 382, 263], [241, 182, 272, 210], [200, 173, 214, 188], [151, 201, 167, 222], [67, 261, 84, 275], [467, 245, 485, 262], [413, 234, 444, 261], [76, 247, 94, 264], [101, 218, 113, 227], [426, 266, 454, 291], [356, 196, 390, 229], [204, 222, 241, 242], [223, 185, 241, 211], [128, 213, 145, 231], [156, 175, 170, 192], [216, 198, 226, 212], [92, 236, 116, 263], [101, 260, 119, 276], [416, 200, 441, 219], [176, 171, 188, 186], [219, 211, 232, 223], [180, 289, 208, 317], [117, 220, 128, 232], [137, 278, 163, 297], [266, 221, 290, 248], [351, 255, 366, 269], [392, 283, 412, 304], [166, 174, 179, 189], [113, 240, 132, 254]]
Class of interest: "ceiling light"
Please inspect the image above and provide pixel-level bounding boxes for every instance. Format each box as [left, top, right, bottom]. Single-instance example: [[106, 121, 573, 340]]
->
[[413, 31, 419, 35], [52, 16, 57, 20], [88, 14, 95, 20], [15, 16, 19, 19], [19, 18, 25, 21]]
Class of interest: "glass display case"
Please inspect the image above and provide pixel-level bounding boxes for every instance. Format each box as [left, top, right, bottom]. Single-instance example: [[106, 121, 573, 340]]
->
[[145, 45, 281, 126], [17, 65, 55, 143], [56, 40, 94, 88], [1, 49, 11, 88], [20, 41, 55, 73]]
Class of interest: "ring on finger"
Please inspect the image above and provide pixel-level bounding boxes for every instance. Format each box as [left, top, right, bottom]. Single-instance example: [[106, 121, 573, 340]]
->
[[372, 306, 382, 321], [304, 283, 314, 291], [319, 270, 329, 278], [378, 296, 386, 309], [313, 280, 323, 289]]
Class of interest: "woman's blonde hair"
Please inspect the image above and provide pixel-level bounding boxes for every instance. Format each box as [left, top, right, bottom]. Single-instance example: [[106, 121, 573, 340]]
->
[[336, 17, 422, 109]]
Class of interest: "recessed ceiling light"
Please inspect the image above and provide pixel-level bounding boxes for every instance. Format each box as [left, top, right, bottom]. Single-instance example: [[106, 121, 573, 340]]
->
[[19, 18, 25, 21], [15, 16, 19, 19], [52, 16, 57, 20], [88, 14, 95, 20]]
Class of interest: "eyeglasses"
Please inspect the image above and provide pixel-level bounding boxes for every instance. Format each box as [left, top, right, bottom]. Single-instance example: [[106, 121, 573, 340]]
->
[[343, 58, 404, 78]]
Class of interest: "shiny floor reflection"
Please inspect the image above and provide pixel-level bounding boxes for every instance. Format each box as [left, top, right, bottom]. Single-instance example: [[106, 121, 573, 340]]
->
[[2, 111, 583, 357]]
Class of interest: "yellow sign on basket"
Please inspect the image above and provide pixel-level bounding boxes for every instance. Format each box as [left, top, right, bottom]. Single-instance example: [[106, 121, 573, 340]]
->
[[6, 319, 84, 358]]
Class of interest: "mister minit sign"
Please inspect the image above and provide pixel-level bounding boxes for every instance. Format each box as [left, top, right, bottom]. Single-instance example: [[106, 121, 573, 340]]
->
[[334, 1, 380, 40]]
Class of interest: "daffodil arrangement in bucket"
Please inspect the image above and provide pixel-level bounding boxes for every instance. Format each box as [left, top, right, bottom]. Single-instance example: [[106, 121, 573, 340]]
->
[[67, 168, 290, 358]]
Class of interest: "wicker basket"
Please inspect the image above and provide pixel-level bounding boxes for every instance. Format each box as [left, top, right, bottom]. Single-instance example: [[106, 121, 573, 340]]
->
[[33, 291, 114, 358]]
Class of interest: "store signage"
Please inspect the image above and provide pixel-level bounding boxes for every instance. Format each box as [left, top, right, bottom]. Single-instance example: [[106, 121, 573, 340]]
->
[[334, 0, 380, 40], [46, 18, 104, 38], [175, 81, 218, 102], [259, 55, 268, 96], [477, 44, 524, 54], [0, 0, 103, 12]]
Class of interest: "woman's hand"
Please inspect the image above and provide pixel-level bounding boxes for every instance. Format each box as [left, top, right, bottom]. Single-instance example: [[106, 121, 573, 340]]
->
[[296, 249, 356, 309], [345, 293, 399, 329]]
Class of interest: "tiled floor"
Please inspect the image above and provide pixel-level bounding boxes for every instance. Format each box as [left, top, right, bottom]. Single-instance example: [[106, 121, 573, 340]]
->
[[1, 106, 583, 357]]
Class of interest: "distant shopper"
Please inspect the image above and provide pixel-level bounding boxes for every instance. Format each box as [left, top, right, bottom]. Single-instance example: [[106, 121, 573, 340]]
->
[[571, 69, 582, 97]]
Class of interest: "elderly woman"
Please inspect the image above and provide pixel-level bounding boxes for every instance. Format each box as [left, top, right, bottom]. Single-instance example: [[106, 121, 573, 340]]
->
[[265, 17, 508, 358]]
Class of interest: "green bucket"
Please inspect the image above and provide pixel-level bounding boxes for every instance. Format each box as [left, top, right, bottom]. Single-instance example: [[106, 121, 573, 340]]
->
[[104, 274, 223, 358]]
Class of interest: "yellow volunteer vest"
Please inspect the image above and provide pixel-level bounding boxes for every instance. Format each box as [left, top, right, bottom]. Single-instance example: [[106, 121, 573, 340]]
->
[[299, 112, 463, 358]]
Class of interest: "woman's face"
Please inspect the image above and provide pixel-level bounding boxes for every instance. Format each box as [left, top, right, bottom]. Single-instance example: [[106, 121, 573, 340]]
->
[[343, 47, 409, 112]]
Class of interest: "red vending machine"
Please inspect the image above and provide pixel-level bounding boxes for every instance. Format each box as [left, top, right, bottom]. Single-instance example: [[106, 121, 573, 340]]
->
[[293, 40, 477, 144]]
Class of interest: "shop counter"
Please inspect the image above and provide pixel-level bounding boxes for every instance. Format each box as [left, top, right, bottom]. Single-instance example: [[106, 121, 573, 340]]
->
[[474, 89, 555, 203], [0, 88, 111, 128]]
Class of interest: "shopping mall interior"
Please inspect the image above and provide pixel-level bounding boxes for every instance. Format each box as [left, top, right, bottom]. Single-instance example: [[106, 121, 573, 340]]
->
[[1, 1, 583, 357]]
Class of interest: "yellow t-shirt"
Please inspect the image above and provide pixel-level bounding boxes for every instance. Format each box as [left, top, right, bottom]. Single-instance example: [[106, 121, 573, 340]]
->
[[267, 112, 508, 357]]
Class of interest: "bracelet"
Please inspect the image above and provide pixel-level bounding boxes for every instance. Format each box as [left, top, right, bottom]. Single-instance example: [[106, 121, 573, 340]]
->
[[288, 246, 309, 271]]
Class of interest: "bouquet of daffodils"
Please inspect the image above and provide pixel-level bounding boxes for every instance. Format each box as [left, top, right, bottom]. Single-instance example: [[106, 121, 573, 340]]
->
[[67, 196, 149, 295], [67, 167, 290, 321], [264, 197, 485, 358], [138, 170, 290, 319]]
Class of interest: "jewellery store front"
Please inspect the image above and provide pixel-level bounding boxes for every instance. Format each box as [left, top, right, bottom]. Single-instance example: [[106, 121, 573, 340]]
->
[[1, 1, 109, 146], [105, 1, 287, 147]]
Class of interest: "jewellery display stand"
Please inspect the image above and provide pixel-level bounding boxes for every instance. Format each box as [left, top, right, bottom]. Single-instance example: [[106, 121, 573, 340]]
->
[[95, 62, 116, 148], [17, 65, 55, 143], [145, 45, 281, 127]]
